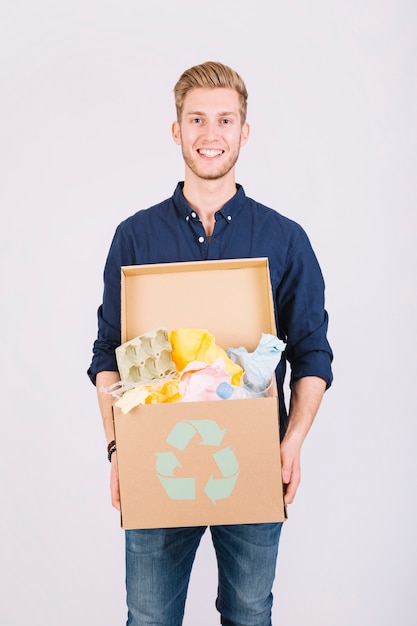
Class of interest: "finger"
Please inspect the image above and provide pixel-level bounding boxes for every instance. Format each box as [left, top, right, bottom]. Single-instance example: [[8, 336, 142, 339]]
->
[[284, 479, 297, 505], [110, 458, 121, 511], [281, 465, 292, 486], [283, 468, 301, 505], [112, 492, 121, 511], [281, 452, 294, 486], [111, 480, 121, 511]]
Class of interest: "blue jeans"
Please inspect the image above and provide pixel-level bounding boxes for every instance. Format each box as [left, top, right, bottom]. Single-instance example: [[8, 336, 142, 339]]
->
[[125, 523, 283, 626]]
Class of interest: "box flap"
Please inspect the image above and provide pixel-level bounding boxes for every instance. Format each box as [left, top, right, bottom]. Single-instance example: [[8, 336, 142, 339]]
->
[[121, 258, 276, 350]]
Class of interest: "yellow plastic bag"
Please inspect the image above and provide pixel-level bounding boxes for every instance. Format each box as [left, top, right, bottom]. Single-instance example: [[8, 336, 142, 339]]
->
[[169, 328, 242, 386]]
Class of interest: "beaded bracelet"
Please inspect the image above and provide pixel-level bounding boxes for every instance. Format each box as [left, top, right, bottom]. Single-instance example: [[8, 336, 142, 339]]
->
[[107, 439, 117, 462]]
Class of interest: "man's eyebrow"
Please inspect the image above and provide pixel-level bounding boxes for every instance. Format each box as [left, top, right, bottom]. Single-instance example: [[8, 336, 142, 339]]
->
[[185, 110, 238, 117]]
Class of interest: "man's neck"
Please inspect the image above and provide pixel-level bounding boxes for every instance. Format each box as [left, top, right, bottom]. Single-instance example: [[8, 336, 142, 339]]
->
[[182, 175, 237, 237]]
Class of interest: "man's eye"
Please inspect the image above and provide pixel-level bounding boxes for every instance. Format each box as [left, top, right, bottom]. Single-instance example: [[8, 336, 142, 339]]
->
[[192, 118, 202, 123], [221, 119, 231, 124]]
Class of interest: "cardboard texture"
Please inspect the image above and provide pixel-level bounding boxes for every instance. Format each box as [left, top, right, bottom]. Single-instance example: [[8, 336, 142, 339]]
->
[[113, 258, 286, 529]]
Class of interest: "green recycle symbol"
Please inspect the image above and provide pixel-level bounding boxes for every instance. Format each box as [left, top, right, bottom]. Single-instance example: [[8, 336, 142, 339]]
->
[[155, 420, 239, 504]]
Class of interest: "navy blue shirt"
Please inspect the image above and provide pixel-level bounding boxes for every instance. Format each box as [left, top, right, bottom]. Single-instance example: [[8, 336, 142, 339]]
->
[[88, 183, 333, 435]]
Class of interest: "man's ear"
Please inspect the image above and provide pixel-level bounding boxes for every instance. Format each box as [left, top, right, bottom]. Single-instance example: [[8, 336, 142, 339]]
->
[[172, 121, 181, 145], [240, 122, 250, 147]]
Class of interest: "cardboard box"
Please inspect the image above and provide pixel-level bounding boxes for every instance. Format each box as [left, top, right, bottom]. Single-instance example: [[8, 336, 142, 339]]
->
[[113, 258, 287, 529]]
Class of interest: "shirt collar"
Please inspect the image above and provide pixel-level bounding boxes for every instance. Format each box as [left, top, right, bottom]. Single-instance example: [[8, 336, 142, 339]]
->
[[173, 182, 246, 223]]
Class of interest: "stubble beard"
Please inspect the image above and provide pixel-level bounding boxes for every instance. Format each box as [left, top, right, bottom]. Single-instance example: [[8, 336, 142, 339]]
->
[[181, 146, 241, 181]]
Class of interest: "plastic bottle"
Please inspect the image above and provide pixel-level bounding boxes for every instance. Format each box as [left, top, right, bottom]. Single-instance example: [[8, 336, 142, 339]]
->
[[216, 382, 252, 400]]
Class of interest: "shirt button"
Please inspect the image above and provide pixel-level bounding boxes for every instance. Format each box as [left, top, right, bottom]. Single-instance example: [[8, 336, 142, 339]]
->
[[191, 212, 197, 218], [227, 215, 232, 221], [185, 216, 189, 221], [198, 236, 205, 243]]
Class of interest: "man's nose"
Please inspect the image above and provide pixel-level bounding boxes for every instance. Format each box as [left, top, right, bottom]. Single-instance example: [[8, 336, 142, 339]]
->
[[203, 121, 219, 141]]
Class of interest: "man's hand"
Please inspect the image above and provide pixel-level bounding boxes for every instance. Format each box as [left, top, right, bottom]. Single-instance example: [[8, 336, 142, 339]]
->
[[280, 436, 302, 505], [96, 371, 122, 511], [110, 453, 121, 511]]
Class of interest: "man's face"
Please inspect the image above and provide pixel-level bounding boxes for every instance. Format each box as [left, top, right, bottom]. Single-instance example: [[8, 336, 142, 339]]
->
[[172, 87, 249, 182]]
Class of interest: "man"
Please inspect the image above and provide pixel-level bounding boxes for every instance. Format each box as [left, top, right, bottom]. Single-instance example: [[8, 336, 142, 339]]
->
[[88, 61, 333, 626]]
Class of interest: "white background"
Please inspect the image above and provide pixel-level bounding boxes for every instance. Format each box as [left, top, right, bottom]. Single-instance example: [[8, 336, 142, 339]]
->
[[1, 1, 416, 624]]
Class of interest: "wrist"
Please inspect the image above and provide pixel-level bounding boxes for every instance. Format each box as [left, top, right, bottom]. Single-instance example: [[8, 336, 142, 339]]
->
[[107, 440, 117, 462], [281, 424, 306, 448]]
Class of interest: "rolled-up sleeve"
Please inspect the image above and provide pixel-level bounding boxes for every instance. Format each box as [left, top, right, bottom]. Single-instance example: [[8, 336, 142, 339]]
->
[[277, 225, 333, 389], [87, 224, 134, 385]]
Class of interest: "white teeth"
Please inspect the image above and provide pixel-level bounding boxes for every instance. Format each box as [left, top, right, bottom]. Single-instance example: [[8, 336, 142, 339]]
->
[[199, 149, 223, 157]]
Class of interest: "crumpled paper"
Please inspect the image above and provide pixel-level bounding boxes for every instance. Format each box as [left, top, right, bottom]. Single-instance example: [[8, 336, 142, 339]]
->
[[178, 357, 232, 402], [116, 327, 175, 383], [169, 328, 242, 386], [227, 333, 286, 393], [114, 377, 181, 414]]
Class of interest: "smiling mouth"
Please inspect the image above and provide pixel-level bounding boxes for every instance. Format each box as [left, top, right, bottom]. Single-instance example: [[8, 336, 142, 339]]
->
[[198, 149, 224, 158]]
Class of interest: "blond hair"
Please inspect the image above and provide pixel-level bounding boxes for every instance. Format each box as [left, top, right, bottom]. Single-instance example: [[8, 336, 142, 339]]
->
[[174, 61, 248, 123]]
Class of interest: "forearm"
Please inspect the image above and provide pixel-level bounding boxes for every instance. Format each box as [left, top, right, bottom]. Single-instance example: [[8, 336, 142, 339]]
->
[[96, 370, 121, 444], [285, 375, 327, 445]]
